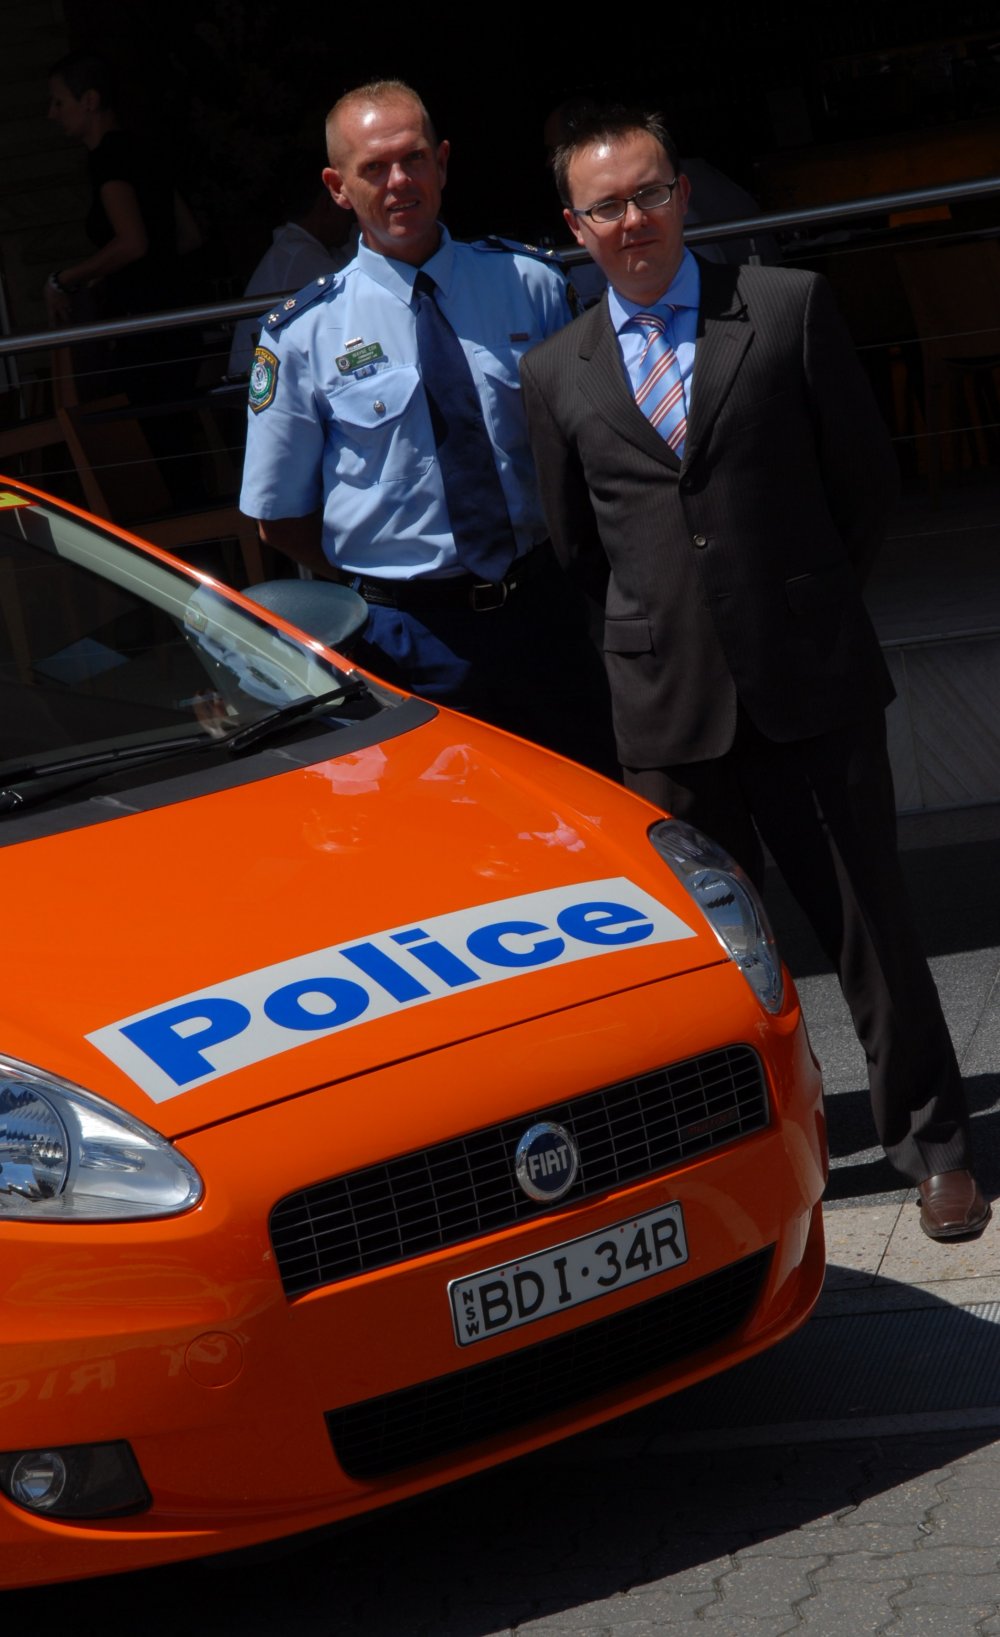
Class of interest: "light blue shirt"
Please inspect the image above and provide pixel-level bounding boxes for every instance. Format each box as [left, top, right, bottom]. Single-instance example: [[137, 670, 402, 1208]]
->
[[240, 227, 571, 578], [608, 248, 701, 420]]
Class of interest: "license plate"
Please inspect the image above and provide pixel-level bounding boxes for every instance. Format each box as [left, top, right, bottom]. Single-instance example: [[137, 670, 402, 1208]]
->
[[448, 1202, 688, 1347]]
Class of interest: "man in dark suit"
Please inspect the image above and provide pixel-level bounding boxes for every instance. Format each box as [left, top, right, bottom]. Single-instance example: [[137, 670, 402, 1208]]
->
[[519, 104, 989, 1240]]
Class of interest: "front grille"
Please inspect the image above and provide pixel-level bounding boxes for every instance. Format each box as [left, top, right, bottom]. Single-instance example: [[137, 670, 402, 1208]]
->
[[327, 1247, 772, 1479], [270, 1045, 768, 1297]]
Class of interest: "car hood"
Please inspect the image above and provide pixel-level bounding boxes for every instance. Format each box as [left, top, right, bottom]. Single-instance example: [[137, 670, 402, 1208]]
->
[[3, 716, 730, 1137]]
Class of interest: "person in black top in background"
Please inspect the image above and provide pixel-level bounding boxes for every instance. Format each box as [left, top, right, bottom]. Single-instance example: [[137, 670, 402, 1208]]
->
[[45, 52, 202, 417]]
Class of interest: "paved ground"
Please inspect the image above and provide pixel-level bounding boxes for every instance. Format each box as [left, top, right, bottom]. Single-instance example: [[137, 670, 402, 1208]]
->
[[10, 804, 1000, 1632]]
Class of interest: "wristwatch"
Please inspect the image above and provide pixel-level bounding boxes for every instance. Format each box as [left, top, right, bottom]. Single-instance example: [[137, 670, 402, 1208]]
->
[[47, 272, 76, 296]]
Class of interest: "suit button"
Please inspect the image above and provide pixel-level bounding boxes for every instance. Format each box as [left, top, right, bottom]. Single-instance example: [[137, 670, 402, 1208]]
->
[[692, 533, 708, 548]]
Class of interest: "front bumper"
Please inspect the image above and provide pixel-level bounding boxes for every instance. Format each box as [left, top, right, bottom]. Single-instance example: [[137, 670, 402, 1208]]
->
[[0, 964, 826, 1588]]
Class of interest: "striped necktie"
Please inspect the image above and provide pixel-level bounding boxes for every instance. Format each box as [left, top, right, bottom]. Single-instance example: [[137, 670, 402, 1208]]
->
[[633, 310, 687, 456]]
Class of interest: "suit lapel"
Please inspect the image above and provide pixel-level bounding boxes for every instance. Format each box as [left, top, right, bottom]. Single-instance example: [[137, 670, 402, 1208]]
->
[[576, 265, 754, 471], [577, 296, 682, 470], [683, 260, 754, 469]]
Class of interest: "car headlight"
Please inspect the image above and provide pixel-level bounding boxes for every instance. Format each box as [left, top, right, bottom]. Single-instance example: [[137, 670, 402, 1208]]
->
[[648, 819, 784, 1014], [0, 1056, 202, 1220]]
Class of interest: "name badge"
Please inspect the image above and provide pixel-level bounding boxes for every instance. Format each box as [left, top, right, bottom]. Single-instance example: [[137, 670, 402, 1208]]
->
[[336, 341, 386, 374]]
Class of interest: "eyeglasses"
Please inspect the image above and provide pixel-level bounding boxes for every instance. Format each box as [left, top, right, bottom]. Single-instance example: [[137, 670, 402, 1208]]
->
[[571, 178, 680, 225]]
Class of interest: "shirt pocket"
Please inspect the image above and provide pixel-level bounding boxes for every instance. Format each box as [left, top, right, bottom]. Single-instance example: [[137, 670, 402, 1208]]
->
[[326, 363, 433, 487], [472, 343, 529, 450]]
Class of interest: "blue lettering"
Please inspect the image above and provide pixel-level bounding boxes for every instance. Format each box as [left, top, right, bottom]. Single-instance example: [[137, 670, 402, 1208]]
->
[[263, 978, 369, 1031], [390, 928, 480, 988], [340, 941, 430, 1002], [466, 919, 564, 969], [120, 999, 251, 1086], [557, 900, 654, 947]]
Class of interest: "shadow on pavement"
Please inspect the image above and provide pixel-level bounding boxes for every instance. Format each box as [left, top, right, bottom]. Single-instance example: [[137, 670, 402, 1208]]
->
[[9, 1270, 1000, 1634], [822, 1078, 1000, 1202], [765, 828, 1000, 1211]]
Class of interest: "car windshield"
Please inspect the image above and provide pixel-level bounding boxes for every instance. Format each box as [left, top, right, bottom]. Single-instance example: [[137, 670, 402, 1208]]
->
[[0, 487, 390, 778]]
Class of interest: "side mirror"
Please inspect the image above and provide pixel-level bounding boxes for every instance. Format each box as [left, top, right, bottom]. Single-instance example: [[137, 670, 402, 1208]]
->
[[242, 579, 368, 656]]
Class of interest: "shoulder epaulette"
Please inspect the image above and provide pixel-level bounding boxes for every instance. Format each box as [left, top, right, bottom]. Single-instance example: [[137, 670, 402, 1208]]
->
[[467, 236, 584, 315], [264, 270, 341, 333], [468, 235, 564, 267]]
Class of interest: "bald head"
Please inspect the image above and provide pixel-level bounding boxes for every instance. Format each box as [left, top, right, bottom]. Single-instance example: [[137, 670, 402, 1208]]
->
[[326, 80, 436, 167]]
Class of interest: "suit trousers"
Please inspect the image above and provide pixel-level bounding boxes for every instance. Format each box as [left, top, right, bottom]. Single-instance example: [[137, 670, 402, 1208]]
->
[[624, 710, 972, 1185]]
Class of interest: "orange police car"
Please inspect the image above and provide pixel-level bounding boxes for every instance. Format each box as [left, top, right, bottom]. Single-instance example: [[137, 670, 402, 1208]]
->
[[0, 480, 827, 1589]]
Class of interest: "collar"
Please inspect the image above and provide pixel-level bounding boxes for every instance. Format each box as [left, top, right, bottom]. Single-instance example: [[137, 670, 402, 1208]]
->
[[356, 225, 454, 304], [608, 248, 701, 334]]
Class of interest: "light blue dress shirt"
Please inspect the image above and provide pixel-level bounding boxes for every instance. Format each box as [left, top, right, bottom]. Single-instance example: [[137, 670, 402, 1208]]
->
[[240, 227, 571, 579], [607, 248, 701, 420]]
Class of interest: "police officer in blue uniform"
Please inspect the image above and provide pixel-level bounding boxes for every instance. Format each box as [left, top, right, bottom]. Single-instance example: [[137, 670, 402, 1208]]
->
[[240, 78, 613, 771]]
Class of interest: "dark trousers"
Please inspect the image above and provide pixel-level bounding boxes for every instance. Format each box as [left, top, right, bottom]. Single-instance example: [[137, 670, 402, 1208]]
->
[[625, 710, 972, 1185], [354, 552, 618, 777]]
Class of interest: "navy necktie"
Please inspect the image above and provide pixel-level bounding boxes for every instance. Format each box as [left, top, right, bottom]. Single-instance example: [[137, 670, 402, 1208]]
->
[[412, 269, 516, 582]]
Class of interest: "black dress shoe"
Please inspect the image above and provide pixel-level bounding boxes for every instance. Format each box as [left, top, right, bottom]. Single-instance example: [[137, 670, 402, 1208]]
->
[[918, 1170, 992, 1241]]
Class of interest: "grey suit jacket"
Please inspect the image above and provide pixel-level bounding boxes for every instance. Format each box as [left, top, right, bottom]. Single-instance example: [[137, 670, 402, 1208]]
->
[[520, 259, 898, 767]]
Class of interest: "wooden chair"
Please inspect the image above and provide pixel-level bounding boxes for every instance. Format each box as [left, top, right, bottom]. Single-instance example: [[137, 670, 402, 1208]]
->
[[0, 345, 78, 470], [54, 395, 266, 585]]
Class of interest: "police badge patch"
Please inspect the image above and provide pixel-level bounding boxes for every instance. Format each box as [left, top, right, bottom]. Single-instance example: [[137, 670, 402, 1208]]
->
[[248, 346, 279, 414]]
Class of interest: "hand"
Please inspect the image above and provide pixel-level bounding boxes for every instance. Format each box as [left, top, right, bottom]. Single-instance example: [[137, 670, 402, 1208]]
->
[[44, 286, 72, 325], [44, 273, 72, 326]]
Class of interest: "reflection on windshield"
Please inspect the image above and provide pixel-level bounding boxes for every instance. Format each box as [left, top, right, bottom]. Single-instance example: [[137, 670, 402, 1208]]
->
[[0, 492, 389, 776]]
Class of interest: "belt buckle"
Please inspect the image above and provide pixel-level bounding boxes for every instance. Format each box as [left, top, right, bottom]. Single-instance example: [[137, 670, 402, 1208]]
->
[[470, 580, 508, 612]]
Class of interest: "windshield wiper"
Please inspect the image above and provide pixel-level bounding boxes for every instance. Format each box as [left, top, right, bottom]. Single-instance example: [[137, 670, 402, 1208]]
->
[[0, 680, 375, 816], [221, 677, 374, 752], [0, 732, 225, 815]]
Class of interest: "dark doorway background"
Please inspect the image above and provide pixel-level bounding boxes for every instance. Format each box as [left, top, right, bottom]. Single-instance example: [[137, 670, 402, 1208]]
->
[[59, 1, 1000, 280]]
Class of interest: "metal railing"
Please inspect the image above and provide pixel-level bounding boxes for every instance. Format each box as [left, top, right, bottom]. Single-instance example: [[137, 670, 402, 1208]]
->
[[1, 168, 998, 595], [1, 174, 998, 359], [2, 170, 998, 817]]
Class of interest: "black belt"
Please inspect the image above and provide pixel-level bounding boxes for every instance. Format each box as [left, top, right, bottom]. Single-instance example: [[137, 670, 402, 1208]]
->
[[328, 544, 550, 612]]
